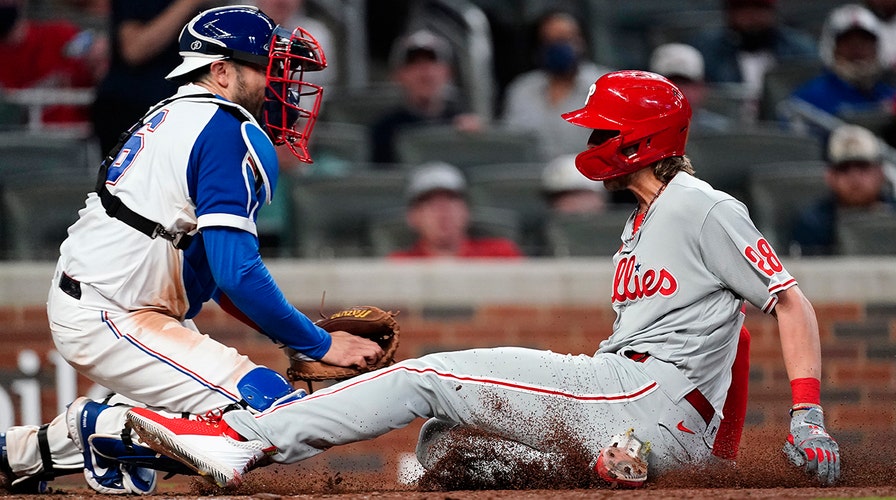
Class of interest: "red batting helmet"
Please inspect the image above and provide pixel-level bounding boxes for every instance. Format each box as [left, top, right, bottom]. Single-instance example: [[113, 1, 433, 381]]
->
[[561, 70, 692, 181]]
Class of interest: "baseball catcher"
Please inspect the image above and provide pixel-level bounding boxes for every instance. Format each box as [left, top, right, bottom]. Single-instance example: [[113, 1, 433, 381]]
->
[[287, 306, 400, 388]]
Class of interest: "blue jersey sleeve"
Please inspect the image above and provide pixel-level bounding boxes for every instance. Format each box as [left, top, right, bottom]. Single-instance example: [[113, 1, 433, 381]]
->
[[203, 226, 332, 359], [188, 108, 278, 234]]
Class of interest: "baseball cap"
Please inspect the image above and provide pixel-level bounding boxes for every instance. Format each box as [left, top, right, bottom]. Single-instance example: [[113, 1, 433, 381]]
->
[[649, 43, 705, 82], [389, 29, 453, 69], [541, 154, 606, 194], [827, 124, 881, 165], [405, 161, 467, 203], [824, 4, 881, 40]]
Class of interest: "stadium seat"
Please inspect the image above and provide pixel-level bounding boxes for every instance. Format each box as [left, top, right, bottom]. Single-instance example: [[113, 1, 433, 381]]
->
[[0, 132, 99, 180], [394, 125, 543, 169], [1, 169, 93, 260], [320, 84, 405, 127], [542, 207, 633, 257], [307, 121, 372, 165], [0, 97, 27, 130], [758, 60, 823, 121], [466, 162, 550, 255], [746, 160, 828, 255], [836, 209, 896, 256], [838, 108, 894, 137], [685, 128, 823, 203], [286, 170, 408, 258], [701, 84, 754, 124]]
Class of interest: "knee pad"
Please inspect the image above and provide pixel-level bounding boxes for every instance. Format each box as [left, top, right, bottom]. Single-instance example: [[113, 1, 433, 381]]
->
[[237, 367, 300, 412]]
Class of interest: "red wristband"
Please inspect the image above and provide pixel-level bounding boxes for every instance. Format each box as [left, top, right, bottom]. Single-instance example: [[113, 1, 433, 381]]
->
[[790, 377, 821, 406]]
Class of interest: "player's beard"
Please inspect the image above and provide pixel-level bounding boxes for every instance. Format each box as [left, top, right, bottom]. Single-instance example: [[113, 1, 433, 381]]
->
[[603, 172, 633, 192], [233, 66, 265, 120]]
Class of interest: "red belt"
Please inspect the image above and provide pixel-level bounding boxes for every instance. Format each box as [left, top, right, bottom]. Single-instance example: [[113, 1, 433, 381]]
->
[[625, 352, 714, 425]]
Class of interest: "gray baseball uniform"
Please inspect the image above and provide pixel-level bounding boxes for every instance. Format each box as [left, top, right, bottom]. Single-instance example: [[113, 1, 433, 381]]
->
[[222, 171, 795, 474]]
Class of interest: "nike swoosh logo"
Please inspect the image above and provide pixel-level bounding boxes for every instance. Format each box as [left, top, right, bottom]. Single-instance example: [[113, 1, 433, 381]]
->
[[677, 420, 695, 434]]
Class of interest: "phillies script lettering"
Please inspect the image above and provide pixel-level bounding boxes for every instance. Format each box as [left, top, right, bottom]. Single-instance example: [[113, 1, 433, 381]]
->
[[612, 255, 678, 303]]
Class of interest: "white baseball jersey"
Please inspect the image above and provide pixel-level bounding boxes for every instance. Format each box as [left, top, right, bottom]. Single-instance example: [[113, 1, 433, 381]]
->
[[58, 83, 276, 317]]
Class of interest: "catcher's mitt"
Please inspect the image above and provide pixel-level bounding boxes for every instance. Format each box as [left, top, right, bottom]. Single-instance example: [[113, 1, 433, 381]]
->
[[286, 305, 400, 383]]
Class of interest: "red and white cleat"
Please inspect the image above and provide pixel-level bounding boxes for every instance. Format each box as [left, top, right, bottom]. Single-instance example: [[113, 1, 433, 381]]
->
[[593, 428, 650, 488], [127, 408, 272, 489]]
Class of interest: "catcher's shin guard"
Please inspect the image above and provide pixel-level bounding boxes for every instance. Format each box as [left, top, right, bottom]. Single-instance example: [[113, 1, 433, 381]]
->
[[67, 396, 181, 494]]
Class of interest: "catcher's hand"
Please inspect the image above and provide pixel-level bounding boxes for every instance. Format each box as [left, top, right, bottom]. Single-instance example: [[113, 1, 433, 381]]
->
[[782, 404, 840, 485], [286, 306, 400, 383]]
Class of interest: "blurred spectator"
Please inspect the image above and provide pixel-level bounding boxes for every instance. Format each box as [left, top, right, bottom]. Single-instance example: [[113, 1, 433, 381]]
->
[[251, 0, 336, 87], [388, 162, 523, 259], [91, 0, 223, 154], [541, 153, 608, 215], [501, 10, 611, 160], [0, 0, 106, 125], [865, 0, 896, 69], [789, 4, 895, 119], [371, 29, 482, 164], [791, 124, 896, 255], [649, 43, 734, 133], [690, 0, 816, 97]]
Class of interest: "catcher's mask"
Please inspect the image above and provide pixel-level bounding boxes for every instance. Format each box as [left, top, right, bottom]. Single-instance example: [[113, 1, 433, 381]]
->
[[166, 5, 326, 163], [263, 25, 327, 163], [562, 70, 691, 181]]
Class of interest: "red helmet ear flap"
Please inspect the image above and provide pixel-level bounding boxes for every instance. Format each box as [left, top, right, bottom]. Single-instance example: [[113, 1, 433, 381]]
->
[[575, 135, 627, 181]]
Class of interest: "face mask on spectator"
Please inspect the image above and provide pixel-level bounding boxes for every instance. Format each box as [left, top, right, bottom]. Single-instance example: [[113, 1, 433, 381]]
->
[[540, 42, 579, 76]]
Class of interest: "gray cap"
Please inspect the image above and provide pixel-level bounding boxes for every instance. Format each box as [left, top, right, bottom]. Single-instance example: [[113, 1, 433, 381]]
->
[[542, 154, 606, 194], [406, 161, 467, 203], [389, 29, 453, 69], [649, 43, 704, 82], [827, 124, 881, 165]]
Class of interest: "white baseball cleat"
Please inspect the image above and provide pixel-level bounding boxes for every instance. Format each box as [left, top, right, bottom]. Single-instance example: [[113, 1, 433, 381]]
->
[[126, 407, 271, 489], [593, 428, 650, 488]]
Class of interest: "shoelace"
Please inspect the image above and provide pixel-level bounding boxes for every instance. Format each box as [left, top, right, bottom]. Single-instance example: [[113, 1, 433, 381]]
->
[[196, 408, 225, 425], [194, 402, 243, 425], [191, 409, 246, 441]]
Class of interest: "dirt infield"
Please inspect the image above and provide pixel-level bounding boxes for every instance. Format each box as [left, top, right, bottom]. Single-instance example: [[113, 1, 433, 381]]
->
[[6, 427, 896, 499]]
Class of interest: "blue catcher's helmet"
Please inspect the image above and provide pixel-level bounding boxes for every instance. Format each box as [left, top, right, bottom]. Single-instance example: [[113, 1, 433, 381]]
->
[[166, 5, 276, 80], [167, 5, 327, 163]]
